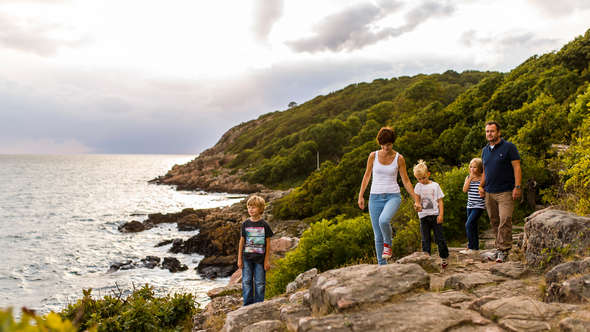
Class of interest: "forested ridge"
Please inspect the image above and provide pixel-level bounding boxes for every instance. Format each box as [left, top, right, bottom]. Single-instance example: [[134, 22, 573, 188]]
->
[[226, 29, 590, 220]]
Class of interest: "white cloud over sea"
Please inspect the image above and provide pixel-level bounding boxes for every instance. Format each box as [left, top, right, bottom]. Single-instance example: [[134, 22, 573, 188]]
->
[[0, 0, 589, 154]]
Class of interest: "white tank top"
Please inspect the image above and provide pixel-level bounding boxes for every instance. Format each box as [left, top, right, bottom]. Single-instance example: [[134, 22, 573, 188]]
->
[[370, 151, 401, 194]]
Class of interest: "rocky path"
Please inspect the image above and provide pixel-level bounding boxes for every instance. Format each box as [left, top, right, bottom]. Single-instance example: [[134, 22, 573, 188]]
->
[[194, 208, 590, 332]]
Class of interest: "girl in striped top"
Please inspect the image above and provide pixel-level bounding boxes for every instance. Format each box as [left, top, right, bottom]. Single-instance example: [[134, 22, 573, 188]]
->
[[460, 158, 485, 254]]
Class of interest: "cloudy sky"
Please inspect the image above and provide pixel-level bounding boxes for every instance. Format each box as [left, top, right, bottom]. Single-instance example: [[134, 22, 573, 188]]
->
[[1, 0, 589, 154]]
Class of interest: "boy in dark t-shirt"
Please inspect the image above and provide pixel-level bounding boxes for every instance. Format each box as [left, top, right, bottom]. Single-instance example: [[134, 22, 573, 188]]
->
[[237, 195, 273, 306]]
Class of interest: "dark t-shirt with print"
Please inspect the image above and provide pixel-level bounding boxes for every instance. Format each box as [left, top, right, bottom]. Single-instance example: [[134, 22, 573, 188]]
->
[[241, 219, 273, 264]]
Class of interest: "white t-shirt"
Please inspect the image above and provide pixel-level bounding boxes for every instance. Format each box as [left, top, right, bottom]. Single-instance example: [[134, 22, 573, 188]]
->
[[414, 181, 444, 219]]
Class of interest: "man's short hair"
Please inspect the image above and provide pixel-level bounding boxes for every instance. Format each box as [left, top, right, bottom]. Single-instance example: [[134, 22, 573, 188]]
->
[[247, 195, 266, 211], [376, 127, 396, 145], [485, 121, 501, 131]]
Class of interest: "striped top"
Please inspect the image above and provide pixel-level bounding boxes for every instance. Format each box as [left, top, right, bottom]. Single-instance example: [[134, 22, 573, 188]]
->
[[467, 180, 485, 209]]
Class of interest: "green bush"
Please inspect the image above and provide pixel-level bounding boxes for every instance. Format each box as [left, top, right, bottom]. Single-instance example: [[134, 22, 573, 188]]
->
[[558, 117, 590, 215], [0, 309, 88, 332], [266, 215, 375, 297], [59, 284, 195, 332]]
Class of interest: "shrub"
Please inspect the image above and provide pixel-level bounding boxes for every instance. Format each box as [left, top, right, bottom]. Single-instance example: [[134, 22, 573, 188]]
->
[[0, 308, 90, 332], [59, 284, 196, 332]]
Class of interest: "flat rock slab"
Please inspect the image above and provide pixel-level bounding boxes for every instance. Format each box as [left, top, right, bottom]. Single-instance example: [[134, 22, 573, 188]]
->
[[472, 279, 542, 299], [405, 290, 477, 309], [242, 320, 286, 332], [297, 302, 492, 332], [222, 297, 288, 332], [490, 261, 528, 279], [479, 296, 575, 331], [309, 263, 429, 315], [443, 272, 506, 290]]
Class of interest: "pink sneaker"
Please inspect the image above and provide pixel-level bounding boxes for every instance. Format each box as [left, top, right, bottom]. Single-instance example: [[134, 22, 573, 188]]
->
[[382, 244, 392, 259]]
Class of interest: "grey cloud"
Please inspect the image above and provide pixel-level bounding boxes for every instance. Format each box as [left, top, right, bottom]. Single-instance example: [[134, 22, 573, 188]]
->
[[461, 30, 559, 51], [526, 0, 590, 17], [0, 13, 88, 57], [286, 0, 455, 53], [0, 53, 484, 154], [252, 0, 284, 42]]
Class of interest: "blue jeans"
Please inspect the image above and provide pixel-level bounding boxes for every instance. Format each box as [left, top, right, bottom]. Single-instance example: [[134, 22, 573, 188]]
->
[[242, 259, 265, 305], [368, 193, 402, 265], [466, 208, 484, 250], [419, 215, 449, 259]]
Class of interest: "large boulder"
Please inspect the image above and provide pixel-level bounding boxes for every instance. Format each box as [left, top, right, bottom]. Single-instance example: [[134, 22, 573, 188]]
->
[[118, 220, 147, 233], [196, 255, 237, 279], [545, 257, 590, 284], [161, 257, 188, 272], [169, 221, 240, 256], [544, 257, 590, 304], [546, 274, 590, 304], [522, 208, 590, 269], [308, 263, 429, 315]]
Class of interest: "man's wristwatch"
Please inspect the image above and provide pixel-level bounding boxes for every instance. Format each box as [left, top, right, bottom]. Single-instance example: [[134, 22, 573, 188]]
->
[[515, 185, 521, 189]]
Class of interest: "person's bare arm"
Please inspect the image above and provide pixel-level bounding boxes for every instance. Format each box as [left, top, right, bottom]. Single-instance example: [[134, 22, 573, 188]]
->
[[478, 169, 486, 198], [463, 175, 471, 193], [437, 198, 444, 224], [237, 237, 244, 269], [512, 160, 522, 200], [398, 155, 422, 211], [264, 238, 271, 271], [358, 153, 375, 210]]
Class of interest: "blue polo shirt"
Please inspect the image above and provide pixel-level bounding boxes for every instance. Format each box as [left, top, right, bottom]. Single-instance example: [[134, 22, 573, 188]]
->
[[481, 139, 520, 193]]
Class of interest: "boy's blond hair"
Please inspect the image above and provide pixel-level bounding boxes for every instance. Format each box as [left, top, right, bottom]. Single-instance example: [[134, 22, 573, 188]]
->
[[247, 195, 266, 212], [413, 159, 429, 178], [470, 158, 483, 174]]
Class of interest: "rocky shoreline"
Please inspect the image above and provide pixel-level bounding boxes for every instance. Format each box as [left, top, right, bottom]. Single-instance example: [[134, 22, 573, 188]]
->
[[115, 189, 306, 279], [194, 208, 590, 332]]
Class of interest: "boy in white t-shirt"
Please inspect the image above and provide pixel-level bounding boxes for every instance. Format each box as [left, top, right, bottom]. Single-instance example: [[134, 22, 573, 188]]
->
[[413, 160, 449, 268]]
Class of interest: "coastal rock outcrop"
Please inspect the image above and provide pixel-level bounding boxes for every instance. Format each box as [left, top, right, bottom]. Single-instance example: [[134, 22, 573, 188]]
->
[[522, 208, 590, 269], [196, 255, 237, 279], [149, 116, 273, 193]]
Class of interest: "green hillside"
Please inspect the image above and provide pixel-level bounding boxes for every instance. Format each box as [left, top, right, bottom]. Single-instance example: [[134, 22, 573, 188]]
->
[[224, 29, 590, 224]]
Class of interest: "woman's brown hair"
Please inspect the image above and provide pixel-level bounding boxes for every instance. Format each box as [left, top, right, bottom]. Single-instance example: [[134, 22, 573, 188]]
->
[[376, 127, 396, 145]]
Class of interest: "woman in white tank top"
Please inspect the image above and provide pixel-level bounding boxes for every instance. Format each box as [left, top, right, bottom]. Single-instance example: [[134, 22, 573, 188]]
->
[[358, 127, 422, 265]]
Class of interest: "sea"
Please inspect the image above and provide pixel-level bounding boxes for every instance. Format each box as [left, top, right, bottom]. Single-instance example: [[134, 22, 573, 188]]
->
[[0, 154, 246, 316]]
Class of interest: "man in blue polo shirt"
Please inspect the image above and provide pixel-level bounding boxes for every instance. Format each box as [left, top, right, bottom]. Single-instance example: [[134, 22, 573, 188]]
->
[[478, 121, 522, 263]]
